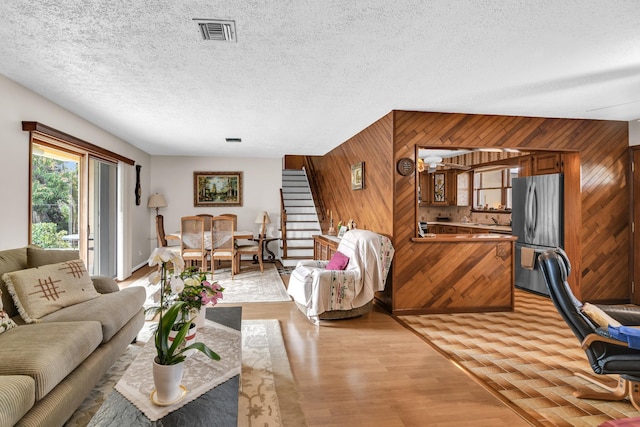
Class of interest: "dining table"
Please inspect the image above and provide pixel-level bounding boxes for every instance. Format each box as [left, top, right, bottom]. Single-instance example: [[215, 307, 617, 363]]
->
[[166, 230, 255, 274], [166, 230, 254, 251]]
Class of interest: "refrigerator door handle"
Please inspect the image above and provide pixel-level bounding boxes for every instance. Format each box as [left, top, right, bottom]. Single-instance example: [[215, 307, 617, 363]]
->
[[525, 182, 537, 242]]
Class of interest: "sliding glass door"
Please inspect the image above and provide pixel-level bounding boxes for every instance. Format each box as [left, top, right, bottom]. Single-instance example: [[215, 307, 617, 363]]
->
[[88, 157, 117, 276], [31, 143, 119, 278]]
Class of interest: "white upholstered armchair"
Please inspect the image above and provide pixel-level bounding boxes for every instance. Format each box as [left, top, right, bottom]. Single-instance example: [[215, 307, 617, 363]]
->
[[287, 229, 394, 323]]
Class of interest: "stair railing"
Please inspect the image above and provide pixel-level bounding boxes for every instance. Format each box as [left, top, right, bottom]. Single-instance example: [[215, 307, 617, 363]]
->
[[279, 188, 288, 259], [301, 156, 326, 222]]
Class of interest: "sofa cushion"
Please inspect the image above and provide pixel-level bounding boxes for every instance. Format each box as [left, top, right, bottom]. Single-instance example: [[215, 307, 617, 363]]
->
[[0, 321, 103, 400], [2, 260, 100, 323], [0, 375, 35, 427], [38, 286, 146, 343], [0, 247, 28, 318], [26, 247, 79, 268]]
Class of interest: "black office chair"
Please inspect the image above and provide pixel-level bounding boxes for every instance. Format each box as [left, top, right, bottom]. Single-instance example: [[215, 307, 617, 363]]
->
[[538, 248, 640, 410]]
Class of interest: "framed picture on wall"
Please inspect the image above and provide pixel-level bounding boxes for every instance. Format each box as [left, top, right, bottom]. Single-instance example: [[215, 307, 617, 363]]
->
[[193, 171, 243, 207], [351, 161, 365, 190]]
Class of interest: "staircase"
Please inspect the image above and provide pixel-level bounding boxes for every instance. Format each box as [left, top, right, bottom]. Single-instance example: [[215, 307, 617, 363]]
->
[[280, 169, 321, 267]]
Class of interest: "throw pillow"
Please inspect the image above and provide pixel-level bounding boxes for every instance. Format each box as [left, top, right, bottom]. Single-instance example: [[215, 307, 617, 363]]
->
[[582, 302, 622, 328], [326, 251, 350, 271], [2, 259, 100, 323], [0, 288, 17, 334], [27, 247, 79, 268], [0, 308, 17, 334]]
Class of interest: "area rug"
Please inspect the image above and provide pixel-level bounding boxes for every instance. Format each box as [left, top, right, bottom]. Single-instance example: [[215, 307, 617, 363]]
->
[[212, 263, 291, 304], [64, 319, 306, 427], [398, 290, 640, 427], [136, 263, 290, 318]]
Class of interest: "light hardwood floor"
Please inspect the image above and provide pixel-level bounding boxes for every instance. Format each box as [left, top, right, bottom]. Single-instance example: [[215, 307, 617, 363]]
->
[[121, 263, 532, 427]]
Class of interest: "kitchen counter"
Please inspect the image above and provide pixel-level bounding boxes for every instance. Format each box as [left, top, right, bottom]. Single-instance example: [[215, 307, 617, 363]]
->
[[427, 221, 512, 234], [390, 228, 516, 315], [412, 233, 516, 242]]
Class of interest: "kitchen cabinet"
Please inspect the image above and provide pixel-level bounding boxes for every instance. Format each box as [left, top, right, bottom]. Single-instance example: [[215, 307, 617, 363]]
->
[[420, 170, 458, 206], [456, 172, 470, 206], [313, 235, 339, 260], [518, 152, 563, 176], [532, 152, 563, 175]]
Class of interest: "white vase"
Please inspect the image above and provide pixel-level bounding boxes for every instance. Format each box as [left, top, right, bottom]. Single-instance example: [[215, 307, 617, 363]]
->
[[152, 360, 184, 404], [195, 305, 207, 329]]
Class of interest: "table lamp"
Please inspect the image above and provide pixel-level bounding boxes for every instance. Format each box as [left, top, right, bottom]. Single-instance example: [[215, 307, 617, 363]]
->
[[255, 211, 271, 236], [148, 193, 167, 216]]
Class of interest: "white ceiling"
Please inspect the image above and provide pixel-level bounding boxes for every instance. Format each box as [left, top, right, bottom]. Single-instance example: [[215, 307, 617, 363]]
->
[[1, 1, 639, 158]]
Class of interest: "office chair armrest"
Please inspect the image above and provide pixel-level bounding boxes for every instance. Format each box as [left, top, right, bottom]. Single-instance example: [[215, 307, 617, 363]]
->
[[599, 304, 640, 326], [581, 329, 629, 350]]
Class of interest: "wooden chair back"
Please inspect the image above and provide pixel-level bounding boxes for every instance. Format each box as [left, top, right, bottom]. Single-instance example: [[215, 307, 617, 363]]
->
[[196, 214, 213, 231], [219, 213, 238, 231], [211, 216, 236, 277], [181, 216, 206, 270]]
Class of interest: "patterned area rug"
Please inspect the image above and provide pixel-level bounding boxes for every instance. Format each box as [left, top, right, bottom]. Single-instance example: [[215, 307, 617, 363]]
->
[[399, 290, 640, 427], [212, 263, 291, 304], [137, 263, 290, 317], [64, 319, 306, 427]]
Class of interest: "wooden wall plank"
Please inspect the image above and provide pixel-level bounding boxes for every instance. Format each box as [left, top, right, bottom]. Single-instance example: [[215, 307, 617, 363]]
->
[[392, 111, 629, 306], [309, 110, 629, 310]]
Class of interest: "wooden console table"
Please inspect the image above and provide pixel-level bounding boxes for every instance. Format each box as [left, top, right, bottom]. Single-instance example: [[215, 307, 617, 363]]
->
[[313, 235, 340, 260], [89, 306, 242, 427]]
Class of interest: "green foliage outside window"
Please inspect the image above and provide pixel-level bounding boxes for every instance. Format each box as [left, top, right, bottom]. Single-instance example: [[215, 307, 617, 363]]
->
[[31, 223, 71, 249], [31, 154, 78, 248]]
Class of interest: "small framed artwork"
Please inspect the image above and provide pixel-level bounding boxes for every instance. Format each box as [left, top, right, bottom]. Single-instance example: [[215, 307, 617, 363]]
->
[[193, 171, 243, 207], [351, 161, 365, 190], [337, 225, 348, 239]]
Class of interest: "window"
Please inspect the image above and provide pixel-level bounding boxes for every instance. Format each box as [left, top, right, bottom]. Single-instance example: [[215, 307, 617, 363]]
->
[[31, 143, 81, 250], [473, 167, 517, 211], [25, 122, 134, 277]]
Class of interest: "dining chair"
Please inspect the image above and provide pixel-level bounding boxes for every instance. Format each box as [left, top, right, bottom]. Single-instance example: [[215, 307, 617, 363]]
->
[[219, 213, 237, 230], [180, 216, 207, 272], [196, 214, 213, 231], [236, 214, 266, 274], [211, 216, 236, 278]]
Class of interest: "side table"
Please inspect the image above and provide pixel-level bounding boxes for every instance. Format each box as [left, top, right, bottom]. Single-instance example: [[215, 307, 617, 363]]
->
[[88, 306, 242, 427], [252, 237, 278, 263]]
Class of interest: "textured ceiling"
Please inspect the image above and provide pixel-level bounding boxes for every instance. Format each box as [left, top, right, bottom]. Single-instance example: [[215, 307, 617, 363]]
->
[[1, 1, 639, 158]]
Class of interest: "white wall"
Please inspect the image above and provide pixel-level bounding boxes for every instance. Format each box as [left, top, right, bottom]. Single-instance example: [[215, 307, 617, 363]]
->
[[0, 74, 151, 274], [630, 120, 640, 146], [149, 156, 282, 254]]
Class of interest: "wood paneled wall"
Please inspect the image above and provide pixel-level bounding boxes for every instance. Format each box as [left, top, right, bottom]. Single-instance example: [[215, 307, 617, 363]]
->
[[393, 111, 629, 304], [310, 113, 395, 237], [310, 110, 628, 309]]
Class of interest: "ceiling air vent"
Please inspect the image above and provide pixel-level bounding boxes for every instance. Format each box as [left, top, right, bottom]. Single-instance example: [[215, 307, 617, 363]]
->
[[195, 19, 237, 42], [225, 138, 241, 143]]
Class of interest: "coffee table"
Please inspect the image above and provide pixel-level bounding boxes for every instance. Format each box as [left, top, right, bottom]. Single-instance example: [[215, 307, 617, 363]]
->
[[88, 306, 241, 427]]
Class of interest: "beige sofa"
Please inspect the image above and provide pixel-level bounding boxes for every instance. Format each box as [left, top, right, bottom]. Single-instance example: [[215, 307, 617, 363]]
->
[[0, 247, 145, 427]]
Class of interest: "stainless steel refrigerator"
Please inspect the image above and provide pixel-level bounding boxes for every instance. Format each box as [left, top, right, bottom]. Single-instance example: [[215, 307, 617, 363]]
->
[[512, 173, 564, 296]]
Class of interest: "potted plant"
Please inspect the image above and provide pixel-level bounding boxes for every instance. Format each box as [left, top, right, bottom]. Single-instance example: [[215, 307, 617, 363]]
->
[[168, 267, 225, 333], [147, 247, 222, 404]]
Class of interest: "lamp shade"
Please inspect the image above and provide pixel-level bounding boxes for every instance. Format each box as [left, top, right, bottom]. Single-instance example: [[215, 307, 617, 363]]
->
[[255, 211, 271, 224], [148, 193, 167, 209]]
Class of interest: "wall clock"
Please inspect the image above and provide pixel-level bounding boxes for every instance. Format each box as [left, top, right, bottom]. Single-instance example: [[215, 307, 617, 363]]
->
[[397, 158, 415, 176]]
